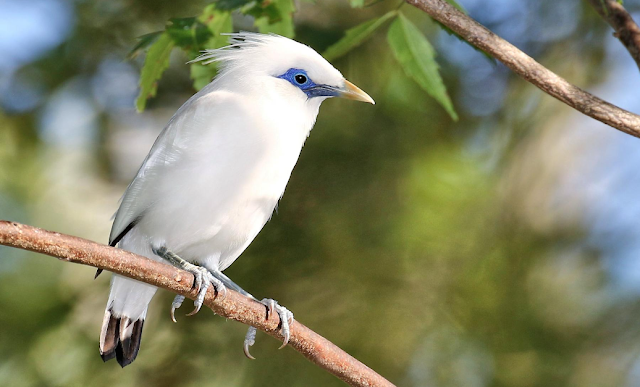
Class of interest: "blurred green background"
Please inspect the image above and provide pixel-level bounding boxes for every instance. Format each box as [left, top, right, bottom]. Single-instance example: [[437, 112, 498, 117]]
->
[[2, 0, 640, 386]]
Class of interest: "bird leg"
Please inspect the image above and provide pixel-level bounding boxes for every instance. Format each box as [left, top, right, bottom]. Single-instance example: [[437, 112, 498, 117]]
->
[[197, 264, 295, 358], [152, 246, 295, 357], [151, 246, 227, 317]]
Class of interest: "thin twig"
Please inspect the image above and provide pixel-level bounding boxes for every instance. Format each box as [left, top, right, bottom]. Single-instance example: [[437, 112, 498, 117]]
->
[[405, 0, 640, 138], [0, 220, 395, 387], [586, 0, 640, 71]]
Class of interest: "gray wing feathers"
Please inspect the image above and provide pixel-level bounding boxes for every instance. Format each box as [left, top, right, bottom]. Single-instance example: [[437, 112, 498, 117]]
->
[[108, 84, 218, 246], [108, 115, 182, 245]]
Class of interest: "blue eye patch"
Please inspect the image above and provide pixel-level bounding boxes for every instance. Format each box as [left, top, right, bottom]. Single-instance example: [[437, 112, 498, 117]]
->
[[277, 68, 340, 99]]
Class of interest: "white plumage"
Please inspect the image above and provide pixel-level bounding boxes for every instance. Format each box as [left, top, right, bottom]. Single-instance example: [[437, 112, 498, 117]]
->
[[99, 32, 374, 367]]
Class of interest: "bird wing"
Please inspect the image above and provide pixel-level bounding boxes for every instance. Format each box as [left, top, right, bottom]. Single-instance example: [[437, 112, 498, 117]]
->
[[109, 97, 198, 246]]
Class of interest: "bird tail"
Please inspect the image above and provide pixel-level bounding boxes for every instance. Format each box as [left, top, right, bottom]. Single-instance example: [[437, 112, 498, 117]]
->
[[100, 231, 159, 367], [100, 275, 158, 367], [100, 306, 145, 367]]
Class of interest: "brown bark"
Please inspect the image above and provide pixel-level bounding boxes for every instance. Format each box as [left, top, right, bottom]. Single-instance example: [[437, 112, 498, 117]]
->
[[406, 0, 640, 138], [0, 220, 395, 387], [586, 0, 640, 71]]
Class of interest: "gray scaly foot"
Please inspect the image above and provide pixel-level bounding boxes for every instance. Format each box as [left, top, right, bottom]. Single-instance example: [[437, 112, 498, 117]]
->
[[152, 246, 294, 357], [243, 298, 294, 358], [170, 295, 185, 323], [152, 246, 227, 317], [243, 326, 257, 359], [261, 298, 294, 348]]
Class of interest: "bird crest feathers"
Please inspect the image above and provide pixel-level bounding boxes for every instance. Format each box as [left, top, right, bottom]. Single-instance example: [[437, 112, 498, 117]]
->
[[190, 32, 343, 84], [192, 32, 306, 65]]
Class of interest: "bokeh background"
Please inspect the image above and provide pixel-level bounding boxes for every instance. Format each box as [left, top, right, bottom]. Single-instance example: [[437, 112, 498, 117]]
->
[[2, 0, 640, 386]]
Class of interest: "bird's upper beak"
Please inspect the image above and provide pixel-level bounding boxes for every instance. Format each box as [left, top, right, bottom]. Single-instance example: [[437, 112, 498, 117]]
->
[[339, 80, 375, 104]]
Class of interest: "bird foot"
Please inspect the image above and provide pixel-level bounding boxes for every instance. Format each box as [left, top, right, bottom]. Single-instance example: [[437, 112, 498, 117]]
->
[[243, 298, 294, 359], [185, 265, 227, 316], [170, 266, 227, 319], [243, 326, 257, 359], [170, 295, 185, 323], [171, 264, 227, 322], [152, 246, 227, 319]]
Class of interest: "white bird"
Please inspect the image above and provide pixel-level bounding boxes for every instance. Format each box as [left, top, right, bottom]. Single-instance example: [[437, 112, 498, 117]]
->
[[98, 32, 374, 367]]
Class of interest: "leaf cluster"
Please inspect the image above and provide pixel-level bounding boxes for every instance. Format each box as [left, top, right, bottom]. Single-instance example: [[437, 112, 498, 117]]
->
[[134, 0, 464, 120], [134, 0, 295, 111]]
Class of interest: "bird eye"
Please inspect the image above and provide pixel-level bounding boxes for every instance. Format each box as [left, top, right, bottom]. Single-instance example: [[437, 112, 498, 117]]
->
[[294, 73, 307, 85]]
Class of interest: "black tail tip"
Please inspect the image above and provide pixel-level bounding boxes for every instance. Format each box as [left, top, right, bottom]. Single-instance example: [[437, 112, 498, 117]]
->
[[100, 314, 145, 368], [116, 355, 135, 368], [100, 350, 116, 363]]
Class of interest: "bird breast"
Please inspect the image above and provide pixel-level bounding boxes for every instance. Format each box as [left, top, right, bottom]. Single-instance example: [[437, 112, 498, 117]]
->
[[139, 90, 314, 266]]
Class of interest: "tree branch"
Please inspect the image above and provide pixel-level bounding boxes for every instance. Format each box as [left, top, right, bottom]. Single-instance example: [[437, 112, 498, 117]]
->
[[406, 0, 640, 138], [586, 0, 640, 71], [0, 220, 395, 387]]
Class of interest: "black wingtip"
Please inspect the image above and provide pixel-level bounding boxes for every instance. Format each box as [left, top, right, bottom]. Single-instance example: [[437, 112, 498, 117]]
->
[[94, 268, 103, 279], [109, 220, 137, 248]]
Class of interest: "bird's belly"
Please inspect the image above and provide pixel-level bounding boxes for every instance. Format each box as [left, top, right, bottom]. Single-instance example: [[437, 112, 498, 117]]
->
[[138, 131, 302, 269], [185, 174, 282, 259]]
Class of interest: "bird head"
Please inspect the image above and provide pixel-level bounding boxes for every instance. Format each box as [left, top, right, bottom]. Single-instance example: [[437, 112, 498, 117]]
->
[[193, 32, 374, 105]]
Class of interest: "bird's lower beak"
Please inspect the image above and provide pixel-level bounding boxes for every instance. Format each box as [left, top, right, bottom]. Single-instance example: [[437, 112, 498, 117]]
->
[[339, 80, 375, 104]]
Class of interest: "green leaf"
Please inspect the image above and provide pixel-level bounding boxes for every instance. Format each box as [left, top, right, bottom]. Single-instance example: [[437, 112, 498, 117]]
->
[[190, 7, 233, 91], [349, 0, 365, 8], [246, 3, 281, 22], [387, 14, 458, 121], [255, 0, 295, 38], [215, 0, 255, 10], [128, 31, 163, 59], [135, 33, 175, 112], [190, 63, 219, 91], [198, 6, 233, 49], [323, 11, 397, 62], [165, 17, 212, 49]]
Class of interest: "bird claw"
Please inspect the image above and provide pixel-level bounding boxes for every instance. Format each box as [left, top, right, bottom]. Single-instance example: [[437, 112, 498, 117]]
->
[[153, 246, 292, 356], [152, 247, 228, 320], [242, 299, 294, 359], [243, 326, 257, 359], [262, 298, 294, 348], [190, 267, 226, 316], [170, 295, 185, 322], [187, 272, 210, 316], [169, 266, 227, 319]]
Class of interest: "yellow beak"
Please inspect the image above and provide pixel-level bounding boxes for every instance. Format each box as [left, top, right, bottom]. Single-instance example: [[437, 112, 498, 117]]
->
[[339, 80, 375, 104]]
